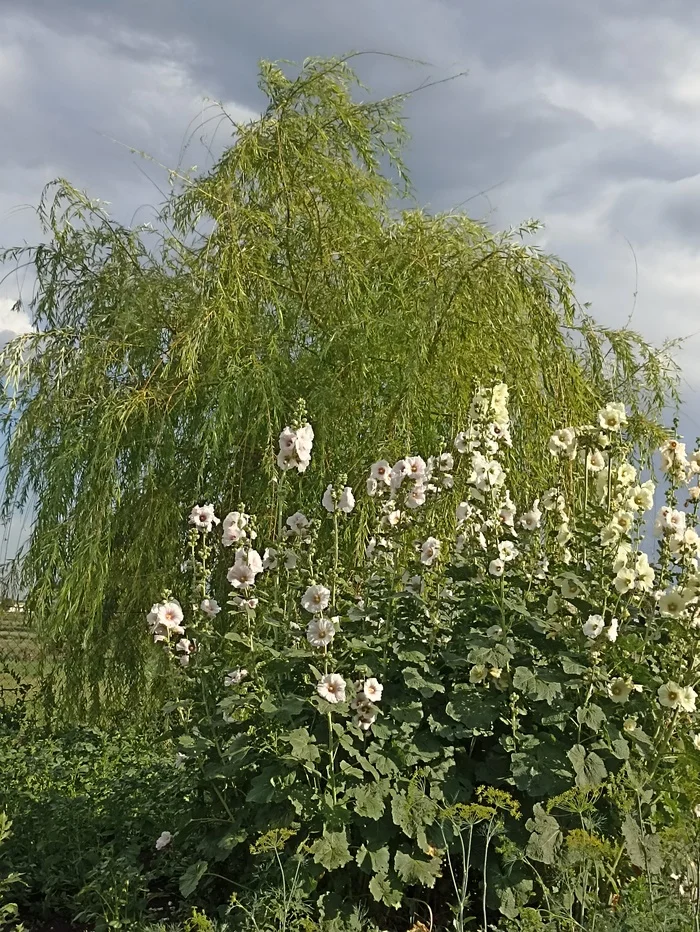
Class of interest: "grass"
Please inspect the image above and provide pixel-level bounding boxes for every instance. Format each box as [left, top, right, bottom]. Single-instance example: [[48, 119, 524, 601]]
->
[[0, 608, 39, 706]]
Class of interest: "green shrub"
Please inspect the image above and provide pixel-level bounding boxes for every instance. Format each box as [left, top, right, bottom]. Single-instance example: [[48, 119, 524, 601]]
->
[[135, 384, 700, 929]]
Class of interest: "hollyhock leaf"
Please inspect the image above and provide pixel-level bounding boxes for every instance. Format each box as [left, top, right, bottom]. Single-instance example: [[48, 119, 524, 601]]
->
[[311, 830, 352, 871], [394, 850, 442, 887]]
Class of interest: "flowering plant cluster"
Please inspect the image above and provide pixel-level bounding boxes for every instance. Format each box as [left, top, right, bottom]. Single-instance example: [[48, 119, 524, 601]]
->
[[146, 385, 700, 928]]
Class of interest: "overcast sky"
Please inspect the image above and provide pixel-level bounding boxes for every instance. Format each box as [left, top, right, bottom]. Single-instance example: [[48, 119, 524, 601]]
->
[[2, 0, 700, 426]]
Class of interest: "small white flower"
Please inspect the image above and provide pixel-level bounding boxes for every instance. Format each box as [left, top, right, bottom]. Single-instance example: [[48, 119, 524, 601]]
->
[[317, 673, 346, 704], [489, 558, 504, 577], [386, 509, 401, 527], [284, 550, 298, 570], [189, 503, 220, 532], [629, 482, 655, 512], [224, 668, 248, 686], [605, 617, 620, 643], [520, 500, 542, 531], [617, 463, 637, 486], [469, 664, 488, 684], [301, 584, 331, 613], [498, 540, 519, 562], [586, 449, 606, 472], [635, 553, 655, 591], [365, 537, 377, 559], [420, 536, 441, 566], [681, 685, 698, 713], [227, 548, 264, 589], [338, 486, 355, 513], [370, 460, 392, 485], [548, 427, 577, 458], [438, 452, 454, 472], [306, 616, 336, 648], [322, 485, 335, 512], [366, 477, 378, 496], [405, 483, 427, 509], [659, 589, 687, 617], [390, 459, 408, 489], [559, 577, 582, 599], [174, 752, 187, 769], [658, 681, 684, 709], [608, 678, 632, 703], [613, 568, 635, 595], [598, 402, 627, 432], [263, 547, 278, 570], [362, 677, 383, 702], [199, 598, 221, 618], [693, 733, 700, 750], [405, 455, 427, 481], [155, 831, 173, 851], [286, 511, 310, 535], [541, 488, 560, 511], [582, 614, 605, 639]]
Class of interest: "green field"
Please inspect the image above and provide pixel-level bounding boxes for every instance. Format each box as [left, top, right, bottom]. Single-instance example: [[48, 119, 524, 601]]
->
[[0, 609, 38, 705]]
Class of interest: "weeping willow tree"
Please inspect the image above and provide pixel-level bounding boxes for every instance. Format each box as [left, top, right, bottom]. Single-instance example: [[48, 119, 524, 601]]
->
[[0, 56, 679, 721]]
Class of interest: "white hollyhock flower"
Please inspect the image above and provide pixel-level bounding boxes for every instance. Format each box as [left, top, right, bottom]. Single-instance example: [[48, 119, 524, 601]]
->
[[659, 589, 687, 617], [489, 558, 505, 577], [498, 540, 519, 562], [277, 423, 314, 472], [386, 509, 401, 527], [438, 452, 454, 471], [189, 503, 220, 532], [613, 543, 632, 573], [366, 477, 378, 496], [613, 568, 635, 595], [548, 428, 577, 458], [174, 752, 187, 769], [689, 451, 700, 475], [301, 584, 331, 613], [608, 678, 632, 703], [200, 598, 221, 618], [284, 550, 298, 570], [469, 664, 488, 684], [499, 491, 517, 527], [605, 617, 620, 642], [224, 668, 248, 686], [317, 673, 346, 704], [693, 733, 700, 750], [617, 463, 637, 486], [586, 449, 606, 472], [559, 577, 583, 599], [306, 616, 336, 648], [541, 488, 560, 511], [155, 831, 173, 851], [680, 685, 698, 713], [628, 482, 655, 512], [611, 512, 634, 535], [406, 483, 427, 509], [635, 553, 655, 591], [365, 537, 377, 559], [658, 681, 684, 709], [148, 600, 186, 641], [405, 456, 427, 481], [689, 486, 700, 503], [262, 547, 278, 570], [582, 614, 605, 639], [598, 402, 627, 432], [420, 537, 441, 566], [227, 548, 264, 589], [322, 485, 335, 512], [362, 677, 383, 702], [456, 501, 472, 525], [390, 459, 408, 489], [370, 460, 392, 485], [520, 500, 542, 531], [286, 511, 309, 535]]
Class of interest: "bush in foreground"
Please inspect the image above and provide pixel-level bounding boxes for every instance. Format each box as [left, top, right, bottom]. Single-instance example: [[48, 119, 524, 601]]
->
[[132, 383, 700, 930]]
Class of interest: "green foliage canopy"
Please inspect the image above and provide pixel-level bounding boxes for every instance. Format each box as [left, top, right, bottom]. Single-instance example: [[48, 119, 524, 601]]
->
[[0, 56, 679, 720]]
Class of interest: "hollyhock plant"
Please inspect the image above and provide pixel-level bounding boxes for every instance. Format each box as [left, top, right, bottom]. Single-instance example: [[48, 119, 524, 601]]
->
[[144, 395, 700, 924]]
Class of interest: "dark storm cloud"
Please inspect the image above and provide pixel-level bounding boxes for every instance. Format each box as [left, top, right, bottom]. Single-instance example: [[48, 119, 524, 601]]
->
[[2, 0, 700, 381]]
